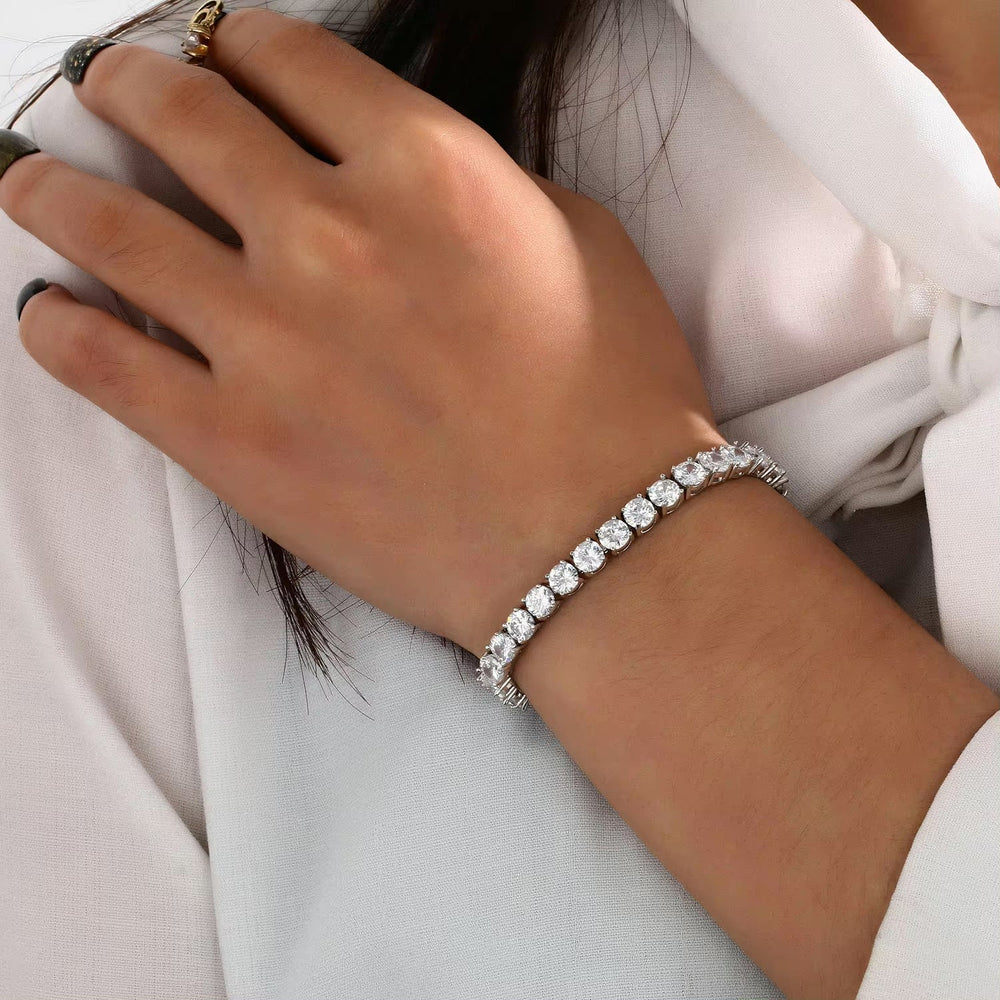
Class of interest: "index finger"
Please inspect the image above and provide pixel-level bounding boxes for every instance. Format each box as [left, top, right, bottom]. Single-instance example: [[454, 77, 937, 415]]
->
[[62, 33, 326, 236]]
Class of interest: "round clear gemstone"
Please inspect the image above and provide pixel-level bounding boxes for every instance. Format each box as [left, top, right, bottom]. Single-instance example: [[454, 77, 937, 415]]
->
[[672, 458, 709, 488], [489, 631, 518, 665], [571, 538, 606, 574], [622, 495, 657, 530], [647, 476, 683, 509], [696, 446, 734, 473], [547, 560, 580, 596], [505, 607, 537, 643], [182, 32, 208, 55], [478, 653, 504, 688], [728, 444, 753, 469], [524, 584, 557, 620], [597, 517, 632, 552]]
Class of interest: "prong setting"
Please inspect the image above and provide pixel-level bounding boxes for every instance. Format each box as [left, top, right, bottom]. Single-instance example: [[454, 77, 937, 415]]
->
[[476, 440, 788, 708]]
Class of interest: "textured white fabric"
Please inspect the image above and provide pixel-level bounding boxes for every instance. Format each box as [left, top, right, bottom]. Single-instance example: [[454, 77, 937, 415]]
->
[[0, 0, 997, 997], [857, 710, 1000, 1000]]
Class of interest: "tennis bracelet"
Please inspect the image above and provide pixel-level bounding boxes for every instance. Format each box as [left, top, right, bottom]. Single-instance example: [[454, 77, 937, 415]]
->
[[476, 440, 789, 709]]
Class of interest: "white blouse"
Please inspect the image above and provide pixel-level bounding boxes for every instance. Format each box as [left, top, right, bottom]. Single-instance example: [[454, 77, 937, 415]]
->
[[0, 0, 996, 996]]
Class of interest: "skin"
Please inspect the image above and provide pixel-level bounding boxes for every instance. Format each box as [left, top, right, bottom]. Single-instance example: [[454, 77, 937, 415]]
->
[[0, 8, 997, 997], [513, 476, 998, 998], [1, 10, 718, 649]]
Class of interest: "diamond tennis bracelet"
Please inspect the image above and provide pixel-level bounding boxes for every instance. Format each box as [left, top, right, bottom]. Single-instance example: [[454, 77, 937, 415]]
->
[[476, 440, 790, 709]]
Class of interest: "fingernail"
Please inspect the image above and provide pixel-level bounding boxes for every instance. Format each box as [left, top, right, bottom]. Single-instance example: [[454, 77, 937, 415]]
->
[[0, 129, 42, 179], [60, 36, 118, 85], [16, 278, 49, 321]]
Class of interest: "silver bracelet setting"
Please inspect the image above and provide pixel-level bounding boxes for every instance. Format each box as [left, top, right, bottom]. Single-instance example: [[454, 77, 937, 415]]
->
[[475, 440, 789, 710]]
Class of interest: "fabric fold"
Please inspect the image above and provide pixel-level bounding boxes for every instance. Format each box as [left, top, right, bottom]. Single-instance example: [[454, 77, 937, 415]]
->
[[670, 0, 1000, 299], [720, 339, 941, 519], [680, 0, 999, 692]]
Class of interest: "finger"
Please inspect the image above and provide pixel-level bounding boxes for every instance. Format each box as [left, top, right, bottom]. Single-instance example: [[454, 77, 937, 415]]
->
[[61, 35, 327, 235], [0, 150, 241, 356], [17, 281, 219, 461], [205, 8, 437, 164]]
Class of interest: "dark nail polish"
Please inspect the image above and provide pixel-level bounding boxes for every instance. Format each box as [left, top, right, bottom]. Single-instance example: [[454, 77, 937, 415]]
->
[[60, 36, 118, 85], [0, 129, 41, 179], [16, 279, 49, 321]]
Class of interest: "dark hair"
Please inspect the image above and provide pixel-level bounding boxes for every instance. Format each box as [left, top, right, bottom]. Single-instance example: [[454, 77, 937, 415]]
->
[[8, 0, 691, 707]]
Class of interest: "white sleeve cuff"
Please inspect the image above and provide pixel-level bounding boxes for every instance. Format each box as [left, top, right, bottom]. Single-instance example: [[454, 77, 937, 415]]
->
[[858, 708, 1000, 999]]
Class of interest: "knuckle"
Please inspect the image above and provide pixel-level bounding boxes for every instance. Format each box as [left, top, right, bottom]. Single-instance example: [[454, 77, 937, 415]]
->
[[152, 69, 229, 130], [79, 43, 237, 137], [110, 368, 157, 411], [520, 166, 621, 226], [396, 116, 484, 177], [572, 191, 622, 227], [82, 190, 137, 254], [216, 6, 257, 32], [101, 241, 176, 290], [281, 189, 382, 280], [58, 309, 114, 383], [392, 117, 499, 225], [96, 358, 157, 411], [248, 12, 348, 67], [267, 14, 333, 55], [63, 311, 155, 409], [77, 192, 179, 291]]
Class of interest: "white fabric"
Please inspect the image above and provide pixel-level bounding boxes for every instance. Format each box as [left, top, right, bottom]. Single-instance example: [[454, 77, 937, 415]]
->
[[857, 710, 1000, 1000], [0, 0, 997, 997]]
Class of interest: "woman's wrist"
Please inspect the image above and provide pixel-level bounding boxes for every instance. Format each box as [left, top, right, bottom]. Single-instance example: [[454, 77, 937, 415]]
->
[[505, 469, 999, 999], [451, 419, 731, 658], [509, 470, 790, 703]]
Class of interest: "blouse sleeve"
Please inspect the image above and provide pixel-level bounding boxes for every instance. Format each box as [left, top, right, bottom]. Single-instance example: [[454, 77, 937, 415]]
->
[[858, 709, 1000, 999]]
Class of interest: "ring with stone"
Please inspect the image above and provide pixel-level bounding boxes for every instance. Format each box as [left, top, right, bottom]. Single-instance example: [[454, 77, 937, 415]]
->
[[181, 0, 227, 65]]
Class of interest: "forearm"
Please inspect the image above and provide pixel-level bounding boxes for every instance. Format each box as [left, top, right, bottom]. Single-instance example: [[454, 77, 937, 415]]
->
[[509, 469, 1000, 999]]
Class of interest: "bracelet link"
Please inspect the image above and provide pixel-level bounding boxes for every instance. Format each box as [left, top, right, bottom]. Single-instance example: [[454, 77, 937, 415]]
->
[[475, 439, 789, 709]]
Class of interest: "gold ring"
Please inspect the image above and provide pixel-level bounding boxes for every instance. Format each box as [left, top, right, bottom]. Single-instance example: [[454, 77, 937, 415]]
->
[[181, 0, 226, 65]]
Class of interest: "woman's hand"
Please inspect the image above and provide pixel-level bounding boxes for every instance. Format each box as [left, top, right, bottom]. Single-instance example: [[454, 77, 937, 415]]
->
[[0, 8, 721, 654]]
